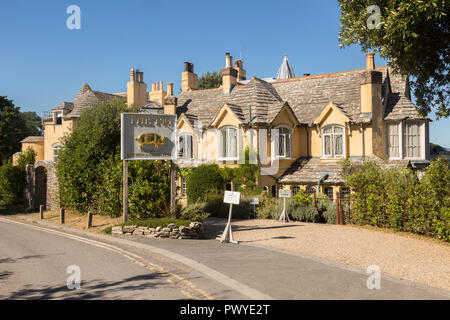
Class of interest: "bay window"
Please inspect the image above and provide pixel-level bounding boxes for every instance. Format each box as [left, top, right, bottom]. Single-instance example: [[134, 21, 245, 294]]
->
[[322, 125, 345, 158], [386, 121, 424, 159]]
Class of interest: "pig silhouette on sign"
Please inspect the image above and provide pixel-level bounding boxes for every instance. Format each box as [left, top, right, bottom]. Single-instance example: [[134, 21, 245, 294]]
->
[[135, 133, 166, 151]]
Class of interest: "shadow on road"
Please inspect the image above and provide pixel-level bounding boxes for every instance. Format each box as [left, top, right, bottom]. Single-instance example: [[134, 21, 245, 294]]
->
[[3, 273, 167, 300]]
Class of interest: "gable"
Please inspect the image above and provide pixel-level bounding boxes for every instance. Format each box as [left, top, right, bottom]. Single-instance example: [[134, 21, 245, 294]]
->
[[210, 104, 244, 128], [313, 102, 349, 126]]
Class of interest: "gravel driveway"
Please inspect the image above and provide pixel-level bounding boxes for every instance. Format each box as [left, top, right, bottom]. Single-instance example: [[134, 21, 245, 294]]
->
[[203, 218, 450, 291]]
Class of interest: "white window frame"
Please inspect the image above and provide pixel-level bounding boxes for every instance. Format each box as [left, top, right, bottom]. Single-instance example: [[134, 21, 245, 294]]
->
[[178, 132, 193, 159], [386, 121, 401, 160], [52, 143, 63, 162], [385, 121, 425, 160], [321, 125, 346, 159], [218, 126, 239, 160], [274, 126, 292, 159]]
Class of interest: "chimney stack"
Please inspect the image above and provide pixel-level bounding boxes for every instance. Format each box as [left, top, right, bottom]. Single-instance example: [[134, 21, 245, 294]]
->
[[366, 52, 375, 70], [222, 53, 237, 95], [127, 68, 148, 107], [181, 62, 198, 92], [149, 81, 167, 107], [164, 82, 177, 115], [235, 59, 246, 81]]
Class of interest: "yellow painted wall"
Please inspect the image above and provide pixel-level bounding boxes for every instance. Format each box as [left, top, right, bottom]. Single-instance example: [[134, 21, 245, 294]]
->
[[22, 142, 44, 163], [43, 119, 73, 161]]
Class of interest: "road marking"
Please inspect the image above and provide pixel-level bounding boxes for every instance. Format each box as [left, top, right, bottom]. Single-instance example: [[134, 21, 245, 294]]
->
[[0, 218, 213, 300]]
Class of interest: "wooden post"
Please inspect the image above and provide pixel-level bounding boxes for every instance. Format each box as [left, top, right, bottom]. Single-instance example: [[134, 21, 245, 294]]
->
[[123, 160, 128, 223], [60, 208, 65, 224], [87, 211, 93, 229], [39, 205, 44, 220], [336, 192, 340, 225], [170, 160, 176, 219]]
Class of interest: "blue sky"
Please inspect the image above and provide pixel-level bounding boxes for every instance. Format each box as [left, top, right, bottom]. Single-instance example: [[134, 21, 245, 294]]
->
[[0, 0, 448, 147]]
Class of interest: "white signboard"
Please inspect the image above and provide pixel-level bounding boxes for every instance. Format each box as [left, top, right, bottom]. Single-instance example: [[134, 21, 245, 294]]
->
[[279, 190, 292, 198], [250, 198, 259, 205], [224, 191, 241, 205], [121, 113, 177, 160]]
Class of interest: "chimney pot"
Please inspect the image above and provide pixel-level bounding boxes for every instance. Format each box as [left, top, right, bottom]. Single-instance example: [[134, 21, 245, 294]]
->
[[225, 53, 232, 68], [167, 82, 174, 96]]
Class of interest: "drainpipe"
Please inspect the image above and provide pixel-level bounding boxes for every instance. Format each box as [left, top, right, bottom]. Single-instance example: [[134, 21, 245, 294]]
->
[[317, 173, 329, 194], [361, 123, 365, 159]]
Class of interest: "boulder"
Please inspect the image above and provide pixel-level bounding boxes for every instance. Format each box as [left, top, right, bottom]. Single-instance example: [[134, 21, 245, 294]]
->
[[123, 225, 136, 233], [167, 223, 175, 230], [111, 226, 123, 235]]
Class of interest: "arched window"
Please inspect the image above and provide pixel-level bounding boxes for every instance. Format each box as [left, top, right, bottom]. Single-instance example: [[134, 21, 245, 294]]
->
[[178, 133, 193, 159], [52, 143, 63, 162], [293, 186, 300, 195], [275, 127, 292, 158], [322, 125, 345, 158], [219, 126, 238, 159]]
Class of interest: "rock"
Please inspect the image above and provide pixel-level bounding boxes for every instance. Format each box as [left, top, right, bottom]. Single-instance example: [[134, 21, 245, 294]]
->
[[162, 227, 171, 233], [123, 225, 136, 233], [155, 226, 162, 232], [172, 228, 179, 232], [189, 222, 202, 232], [167, 223, 175, 230], [169, 235, 178, 239], [170, 231, 179, 236], [148, 228, 156, 232], [179, 226, 188, 232], [160, 232, 170, 238], [133, 230, 144, 236], [111, 226, 123, 235]]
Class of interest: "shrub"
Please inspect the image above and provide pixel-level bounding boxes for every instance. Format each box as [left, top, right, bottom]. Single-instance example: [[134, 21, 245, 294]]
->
[[0, 149, 36, 206], [179, 202, 210, 222], [293, 189, 313, 205], [186, 164, 224, 203], [204, 192, 252, 219]]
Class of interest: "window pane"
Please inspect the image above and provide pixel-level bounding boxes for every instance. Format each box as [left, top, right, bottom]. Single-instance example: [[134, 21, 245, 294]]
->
[[278, 134, 285, 156], [324, 135, 332, 156], [230, 128, 237, 157], [335, 134, 343, 156], [187, 135, 193, 158], [334, 127, 343, 134], [324, 127, 332, 134], [286, 133, 291, 157], [178, 135, 185, 157], [306, 186, 315, 195], [324, 187, 334, 200], [221, 129, 227, 157]]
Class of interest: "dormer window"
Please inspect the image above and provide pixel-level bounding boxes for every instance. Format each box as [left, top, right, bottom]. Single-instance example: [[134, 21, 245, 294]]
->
[[386, 121, 424, 159], [219, 126, 238, 160], [53, 111, 62, 125], [275, 127, 292, 158], [322, 125, 345, 158], [178, 133, 193, 159]]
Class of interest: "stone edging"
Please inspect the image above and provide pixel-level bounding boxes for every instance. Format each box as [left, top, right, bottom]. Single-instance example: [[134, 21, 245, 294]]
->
[[112, 222, 203, 240]]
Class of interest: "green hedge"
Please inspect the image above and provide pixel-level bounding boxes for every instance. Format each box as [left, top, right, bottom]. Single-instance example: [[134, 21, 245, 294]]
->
[[344, 158, 450, 242]]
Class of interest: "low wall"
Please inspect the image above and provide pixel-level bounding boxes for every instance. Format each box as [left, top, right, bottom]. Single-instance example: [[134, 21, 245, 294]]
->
[[112, 222, 203, 240]]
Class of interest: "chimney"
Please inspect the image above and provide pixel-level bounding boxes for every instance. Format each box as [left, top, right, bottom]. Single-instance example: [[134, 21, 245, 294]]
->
[[366, 52, 375, 70], [235, 59, 246, 81], [181, 62, 198, 92], [164, 82, 177, 115], [360, 53, 384, 157], [222, 53, 237, 95], [127, 68, 148, 107], [149, 81, 167, 107]]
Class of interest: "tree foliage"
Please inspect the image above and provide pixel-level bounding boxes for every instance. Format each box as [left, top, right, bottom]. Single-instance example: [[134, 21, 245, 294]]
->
[[338, 0, 450, 118], [0, 96, 27, 163], [198, 71, 222, 90]]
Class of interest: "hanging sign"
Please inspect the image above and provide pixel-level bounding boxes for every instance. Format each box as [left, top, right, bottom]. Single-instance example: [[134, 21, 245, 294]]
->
[[121, 113, 177, 160], [279, 189, 292, 198]]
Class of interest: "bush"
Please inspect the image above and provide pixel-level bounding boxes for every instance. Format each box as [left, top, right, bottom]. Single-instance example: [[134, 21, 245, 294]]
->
[[203, 192, 253, 219], [344, 159, 450, 242], [179, 202, 210, 222], [0, 149, 36, 206], [186, 164, 224, 203]]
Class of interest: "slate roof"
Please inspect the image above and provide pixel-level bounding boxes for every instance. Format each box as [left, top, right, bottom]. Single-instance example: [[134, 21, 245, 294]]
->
[[47, 83, 125, 121], [176, 65, 424, 128], [21, 136, 44, 143], [278, 157, 410, 185]]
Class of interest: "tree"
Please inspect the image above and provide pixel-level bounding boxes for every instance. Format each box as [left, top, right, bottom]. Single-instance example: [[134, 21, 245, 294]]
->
[[198, 71, 222, 89], [0, 96, 27, 163], [338, 0, 450, 118], [21, 111, 42, 136]]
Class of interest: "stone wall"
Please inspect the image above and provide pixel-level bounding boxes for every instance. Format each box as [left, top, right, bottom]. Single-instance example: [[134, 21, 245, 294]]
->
[[24, 161, 60, 211], [112, 222, 203, 240]]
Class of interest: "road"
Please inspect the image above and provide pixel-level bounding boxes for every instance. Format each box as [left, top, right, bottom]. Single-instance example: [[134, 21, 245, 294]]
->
[[0, 217, 448, 300]]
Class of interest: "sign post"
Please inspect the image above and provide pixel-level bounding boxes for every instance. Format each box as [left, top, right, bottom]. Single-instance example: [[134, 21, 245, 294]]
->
[[278, 189, 291, 222], [121, 113, 177, 224], [217, 191, 241, 244], [250, 198, 259, 219]]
